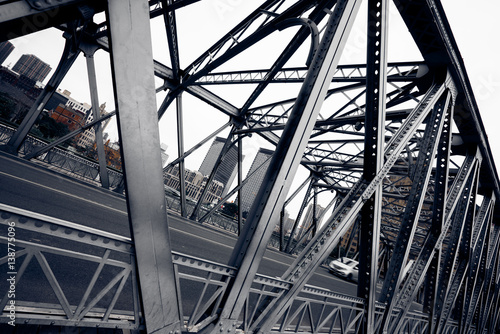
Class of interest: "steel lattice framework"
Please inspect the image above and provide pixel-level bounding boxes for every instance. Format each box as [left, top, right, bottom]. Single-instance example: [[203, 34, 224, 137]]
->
[[0, 0, 499, 333]]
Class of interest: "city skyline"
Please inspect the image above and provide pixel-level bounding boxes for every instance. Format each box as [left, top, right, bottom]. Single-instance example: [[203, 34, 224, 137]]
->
[[1, 0, 498, 180]]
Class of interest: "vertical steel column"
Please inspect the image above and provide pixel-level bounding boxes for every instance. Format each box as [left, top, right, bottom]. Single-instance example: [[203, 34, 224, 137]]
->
[[207, 2, 362, 333], [176, 93, 187, 217], [357, 0, 388, 332], [83, 45, 110, 189], [106, 0, 182, 333], [1, 35, 80, 154], [312, 184, 318, 237], [237, 134, 243, 235]]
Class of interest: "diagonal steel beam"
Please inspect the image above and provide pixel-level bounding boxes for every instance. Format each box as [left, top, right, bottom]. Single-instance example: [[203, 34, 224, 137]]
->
[[460, 195, 494, 333], [162, 0, 181, 80], [422, 86, 454, 333], [389, 149, 483, 334], [478, 221, 500, 331], [378, 88, 453, 333], [285, 176, 315, 253], [247, 79, 446, 334], [23, 110, 115, 160], [189, 129, 236, 221], [201, 2, 363, 333], [237, 0, 335, 117], [1, 30, 81, 154], [431, 188, 473, 332], [433, 160, 484, 334]]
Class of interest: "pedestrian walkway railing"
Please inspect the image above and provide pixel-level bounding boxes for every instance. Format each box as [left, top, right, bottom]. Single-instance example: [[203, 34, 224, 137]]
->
[[0, 124, 123, 189], [0, 203, 462, 333]]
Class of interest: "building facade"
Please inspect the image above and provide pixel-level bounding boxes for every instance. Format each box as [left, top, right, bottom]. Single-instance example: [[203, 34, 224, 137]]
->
[[198, 137, 239, 196], [239, 147, 274, 215], [297, 204, 325, 240], [164, 165, 224, 204], [0, 41, 14, 66], [12, 54, 51, 83], [49, 104, 86, 132], [76, 102, 110, 148]]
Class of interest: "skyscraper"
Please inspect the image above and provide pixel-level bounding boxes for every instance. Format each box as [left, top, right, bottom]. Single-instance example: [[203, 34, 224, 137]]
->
[[199, 137, 239, 196], [239, 147, 274, 215], [0, 41, 14, 66], [12, 54, 51, 82], [297, 203, 325, 240]]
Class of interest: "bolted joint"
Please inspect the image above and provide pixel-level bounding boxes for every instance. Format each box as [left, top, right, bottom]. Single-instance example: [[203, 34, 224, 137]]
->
[[207, 319, 239, 334], [26, 0, 70, 10]]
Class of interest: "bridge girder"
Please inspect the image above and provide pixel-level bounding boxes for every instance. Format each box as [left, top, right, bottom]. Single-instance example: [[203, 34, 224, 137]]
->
[[0, 0, 498, 334]]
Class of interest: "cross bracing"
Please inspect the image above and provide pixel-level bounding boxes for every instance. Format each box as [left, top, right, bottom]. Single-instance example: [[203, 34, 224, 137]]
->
[[0, 0, 499, 333]]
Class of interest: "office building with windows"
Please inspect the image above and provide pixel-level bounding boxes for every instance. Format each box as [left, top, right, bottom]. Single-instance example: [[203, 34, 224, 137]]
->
[[0, 41, 14, 66], [12, 54, 51, 82], [198, 137, 240, 196], [239, 147, 274, 215]]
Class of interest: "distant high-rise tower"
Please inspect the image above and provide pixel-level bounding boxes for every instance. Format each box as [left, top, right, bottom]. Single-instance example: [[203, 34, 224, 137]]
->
[[12, 54, 51, 82], [297, 203, 325, 240], [239, 148, 274, 215], [199, 137, 239, 196], [0, 41, 14, 66]]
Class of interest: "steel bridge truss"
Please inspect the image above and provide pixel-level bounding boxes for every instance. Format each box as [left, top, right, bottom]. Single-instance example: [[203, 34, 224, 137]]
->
[[0, 0, 499, 334]]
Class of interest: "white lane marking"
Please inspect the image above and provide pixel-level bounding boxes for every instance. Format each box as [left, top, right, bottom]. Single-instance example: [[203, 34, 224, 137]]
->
[[2, 170, 334, 280], [169, 227, 335, 280], [0, 171, 126, 215]]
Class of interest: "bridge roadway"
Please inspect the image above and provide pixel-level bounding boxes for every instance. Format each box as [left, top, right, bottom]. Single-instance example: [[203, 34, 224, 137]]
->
[[0, 152, 358, 307]]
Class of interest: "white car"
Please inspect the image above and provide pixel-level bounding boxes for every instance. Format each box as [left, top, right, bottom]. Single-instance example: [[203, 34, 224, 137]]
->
[[328, 257, 359, 282]]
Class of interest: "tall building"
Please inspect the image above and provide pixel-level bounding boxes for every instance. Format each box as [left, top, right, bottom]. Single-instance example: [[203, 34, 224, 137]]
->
[[12, 54, 51, 82], [297, 204, 325, 240], [45, 89, 70, 112], [239, 148, 274, 215], [76, 102, 110, 148], [198, 137, 240, 196], [164, 165, 224, 204], [0, 41, 14, 65], [160, 143, 169, 167]]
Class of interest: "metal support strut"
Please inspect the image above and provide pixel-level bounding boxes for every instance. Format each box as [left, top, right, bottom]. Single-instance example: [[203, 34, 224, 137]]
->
[[106, 0, 182, 332]]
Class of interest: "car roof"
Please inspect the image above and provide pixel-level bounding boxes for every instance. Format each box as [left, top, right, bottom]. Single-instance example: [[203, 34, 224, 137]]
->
[[338, 257, 358, 265]]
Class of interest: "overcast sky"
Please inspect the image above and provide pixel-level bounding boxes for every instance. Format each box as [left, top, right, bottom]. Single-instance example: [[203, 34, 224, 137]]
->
[[3, 0, 499, 176], [441, 0, 500, 171]]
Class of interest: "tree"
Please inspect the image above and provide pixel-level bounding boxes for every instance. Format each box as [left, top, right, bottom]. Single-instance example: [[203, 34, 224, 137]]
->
[[36, 115, 70, 139], [221, 202, 238, 217], [0, 92, 16, 120]]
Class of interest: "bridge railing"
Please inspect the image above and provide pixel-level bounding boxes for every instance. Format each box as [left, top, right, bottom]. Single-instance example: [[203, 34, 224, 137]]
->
[[0, 203, 143, 330], [172, 251, 368, 333], [0, 203, 464, 333], [0, 123, 123, 189]]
